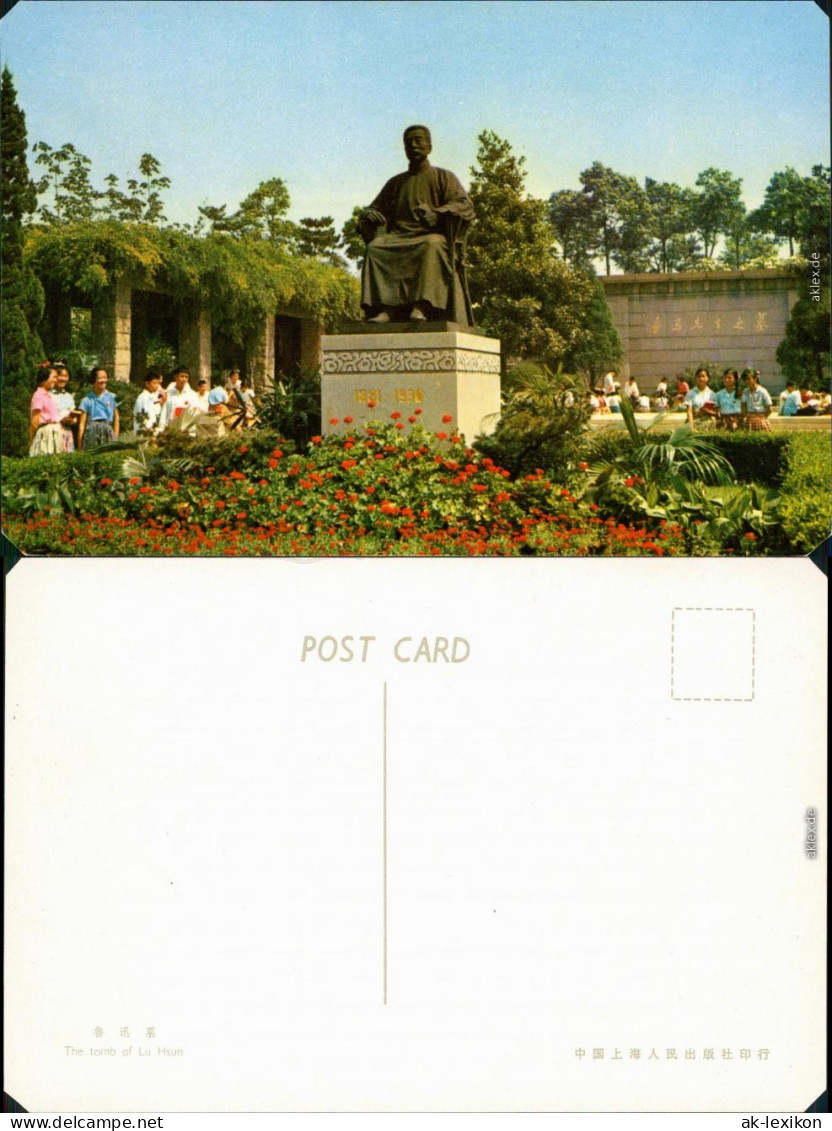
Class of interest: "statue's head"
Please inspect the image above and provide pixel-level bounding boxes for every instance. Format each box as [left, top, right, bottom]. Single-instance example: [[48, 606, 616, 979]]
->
[[403, 125, 432, 162]]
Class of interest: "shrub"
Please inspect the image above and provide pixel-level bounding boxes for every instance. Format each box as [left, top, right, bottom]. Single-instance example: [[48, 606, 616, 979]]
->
[[777, 432, 831, 553], [1, 414, 684, 557], [583, 429, 797, 487], [256, 369, 321, 448], [703, 432, 792, 485], [1, 382, 33, 459], [474, 364, 590, 481]]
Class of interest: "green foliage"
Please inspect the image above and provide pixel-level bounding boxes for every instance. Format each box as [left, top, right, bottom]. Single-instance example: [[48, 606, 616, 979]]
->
[[33, 141, 99, 223], [562, 272, 623, 381], [776, 282, 831, 387], [198, 177, 295, 248], [467, 131, 594, 369], [577, 162, 652, 275], [718, 215, 779, 269], [693, 168, 745, 260], [101, 154, 170, 225], [340, 205, 366, 266], [777, 432, 832, 553], [548, 161, 827, 275], [33, 143, 171, 225], [547, 188, 595, 269], [295, 216, 345, 267], [749, 166, 831, 261], [1, 383, 33, 459], [798, 165, 831, 264], [643, 180, 698, 273], [1, 67, 46, 455], [702, 432, 792, 485], [146, 333, 176, 375], [1, 421, 686, 558], [25, 220, 360, 345], [585, 395, 735, 491], [474, 363, 591, 481], [256, 370, 322, 448]]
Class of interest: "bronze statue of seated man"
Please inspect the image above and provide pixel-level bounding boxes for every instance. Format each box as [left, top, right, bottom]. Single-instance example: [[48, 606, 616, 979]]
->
[[359, 125, 475, 325]]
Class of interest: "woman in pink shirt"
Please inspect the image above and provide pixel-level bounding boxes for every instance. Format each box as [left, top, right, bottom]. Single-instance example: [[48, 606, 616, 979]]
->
[[28, 364, 63, 457]]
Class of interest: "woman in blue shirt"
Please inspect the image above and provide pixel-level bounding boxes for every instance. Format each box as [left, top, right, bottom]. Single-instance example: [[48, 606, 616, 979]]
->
[[78, 367, 120, 449], [714, 369, 741, 431]]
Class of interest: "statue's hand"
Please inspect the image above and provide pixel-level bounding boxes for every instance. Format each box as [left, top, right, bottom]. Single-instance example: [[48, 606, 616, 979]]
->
[[414, 204, 438, 229], [359, 207, 386, 243]]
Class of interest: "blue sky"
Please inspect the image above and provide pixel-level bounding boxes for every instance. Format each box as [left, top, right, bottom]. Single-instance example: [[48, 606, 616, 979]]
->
[[1, 0, 828, 243]]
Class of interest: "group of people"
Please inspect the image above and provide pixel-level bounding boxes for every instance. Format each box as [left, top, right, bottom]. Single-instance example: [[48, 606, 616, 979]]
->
[[29, 361, 117, 456], [131, 367, 257, 439], [586, 366, 829, 430], [28, 361, 258, 457], [682, 367, 830, 431]]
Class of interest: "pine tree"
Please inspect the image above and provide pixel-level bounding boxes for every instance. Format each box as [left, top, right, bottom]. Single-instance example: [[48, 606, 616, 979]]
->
[[1, 66, 45, 456]]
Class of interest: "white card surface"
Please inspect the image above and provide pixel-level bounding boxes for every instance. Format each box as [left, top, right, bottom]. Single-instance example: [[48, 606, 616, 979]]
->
[[4, 557, 826, 1112]]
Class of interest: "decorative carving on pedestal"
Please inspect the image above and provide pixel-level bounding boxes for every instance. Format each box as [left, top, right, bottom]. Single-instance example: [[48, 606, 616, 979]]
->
[[321, 348, 501, 375]]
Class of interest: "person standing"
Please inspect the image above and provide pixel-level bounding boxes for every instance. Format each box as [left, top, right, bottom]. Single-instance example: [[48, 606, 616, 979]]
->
[[740, 369, 773, 432], [158, 367, 199, 431], [28, 363, 64, 456], [779, 380, 802, 417], [194, 377, 211, 412], [714, 369, 741, 431], [685, 368, 718, 427], [133, 371, 167, 436], [52, 364, 80, 451], [623, 376, 640, 409], [78, 367, 119, 449]]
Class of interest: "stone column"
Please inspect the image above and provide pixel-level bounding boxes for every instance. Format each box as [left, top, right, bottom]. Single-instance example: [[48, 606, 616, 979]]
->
[[91, 278, 132, 381], [248, 314, 275, 393], [130, 290, 148, 382], [300, 319, 322, 374], [178, 302, 212, 384]]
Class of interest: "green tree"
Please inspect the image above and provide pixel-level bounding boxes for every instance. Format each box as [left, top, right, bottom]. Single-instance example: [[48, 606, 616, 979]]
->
[[644, 179, 698, 273], [774, 167, 830, 388], [797, 165, 831, 264], [692, 167, 745, 260], [547, 188, 595, 269], [467, 130, 593, 370], [198, 177, 297, 247], [100, 153, 170, 224], [718, 212, 778, 269], [777, 287, 830, 387], [1, 66, 45, 456], [340, 205, 367, 266], [562, 271, 623, 382], [33, 140, 99, 223], [295, 215, 345, 267], [749, 167, 810, 257], [578, 162, 651, 275]]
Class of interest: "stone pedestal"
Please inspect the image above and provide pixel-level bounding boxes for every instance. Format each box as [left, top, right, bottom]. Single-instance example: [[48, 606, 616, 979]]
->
[[321, 324, 501, 441]]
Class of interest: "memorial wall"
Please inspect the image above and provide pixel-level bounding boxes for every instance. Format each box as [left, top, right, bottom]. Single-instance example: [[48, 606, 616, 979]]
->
[[601, 269, 800, 393]]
